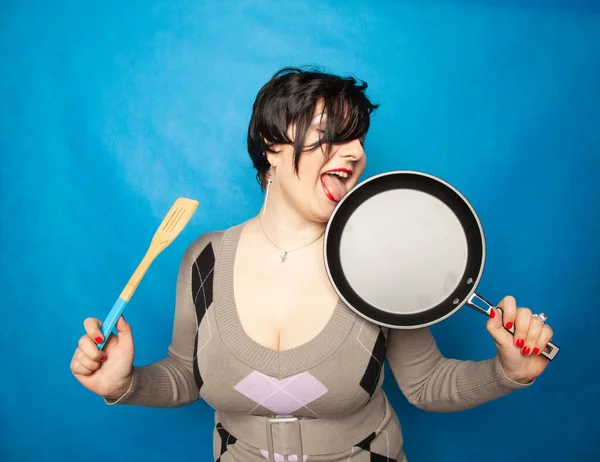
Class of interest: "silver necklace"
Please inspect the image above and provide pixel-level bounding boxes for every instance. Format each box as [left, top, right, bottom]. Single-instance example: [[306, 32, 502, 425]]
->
[[258, 216, 324, 263]]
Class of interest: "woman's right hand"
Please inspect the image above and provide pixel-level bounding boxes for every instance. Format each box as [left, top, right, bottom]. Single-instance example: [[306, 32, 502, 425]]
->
[[70, 315, 135, 400]]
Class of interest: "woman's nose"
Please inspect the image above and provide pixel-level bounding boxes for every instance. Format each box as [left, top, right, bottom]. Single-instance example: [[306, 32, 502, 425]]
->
[[336, 139, 365, 161]]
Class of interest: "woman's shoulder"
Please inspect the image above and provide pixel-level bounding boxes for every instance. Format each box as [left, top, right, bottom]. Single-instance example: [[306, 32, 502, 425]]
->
[[181, 220, 246, 263]]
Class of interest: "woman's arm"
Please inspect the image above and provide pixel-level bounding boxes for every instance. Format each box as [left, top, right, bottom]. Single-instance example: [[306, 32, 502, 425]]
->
[[385, 327, 532, 412]]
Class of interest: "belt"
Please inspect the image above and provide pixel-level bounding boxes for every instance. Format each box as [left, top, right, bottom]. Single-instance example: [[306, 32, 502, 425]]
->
[[214, 390, 391, 460]]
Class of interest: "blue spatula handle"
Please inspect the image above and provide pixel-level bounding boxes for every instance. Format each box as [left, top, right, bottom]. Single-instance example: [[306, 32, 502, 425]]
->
[[97, 297, 128, 350]]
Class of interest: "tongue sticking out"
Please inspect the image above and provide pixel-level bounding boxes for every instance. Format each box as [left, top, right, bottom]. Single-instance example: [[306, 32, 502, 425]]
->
[[321, 173, 347, 202]]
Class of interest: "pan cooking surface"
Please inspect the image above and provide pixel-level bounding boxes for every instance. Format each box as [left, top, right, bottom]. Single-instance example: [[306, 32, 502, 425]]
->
[[326, 170, 485, 328], [339, 189, 469, 314]]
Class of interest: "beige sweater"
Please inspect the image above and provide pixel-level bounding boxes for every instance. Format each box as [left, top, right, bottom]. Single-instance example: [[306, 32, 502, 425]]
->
[[106, 222, 530, 461]]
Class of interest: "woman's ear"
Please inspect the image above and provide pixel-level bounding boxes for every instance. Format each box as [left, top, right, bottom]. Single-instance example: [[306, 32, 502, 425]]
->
[[262, 137, 276, 167], [265, 150, 278, 168]]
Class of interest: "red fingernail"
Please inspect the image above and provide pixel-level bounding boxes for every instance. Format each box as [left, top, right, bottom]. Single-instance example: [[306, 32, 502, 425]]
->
[[522, 347, 531, 355], [489, 309, 496, 318], [95, 337, 103, 344], [533, 348, 540, 355], [100, 355, 106, 362], [505, 322, 513, 329], [516, 338, 525, 348]]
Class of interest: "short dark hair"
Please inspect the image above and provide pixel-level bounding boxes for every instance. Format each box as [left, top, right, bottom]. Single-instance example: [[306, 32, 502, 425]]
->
[[247, 66, 379, 189]]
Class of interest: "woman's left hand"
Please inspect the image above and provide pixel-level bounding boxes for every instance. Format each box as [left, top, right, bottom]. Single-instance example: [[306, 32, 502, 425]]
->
[[486, 295, 554, 384]]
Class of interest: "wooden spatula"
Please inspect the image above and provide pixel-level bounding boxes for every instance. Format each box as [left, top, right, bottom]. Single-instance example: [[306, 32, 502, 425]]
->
[[97, 197, 199, 349]]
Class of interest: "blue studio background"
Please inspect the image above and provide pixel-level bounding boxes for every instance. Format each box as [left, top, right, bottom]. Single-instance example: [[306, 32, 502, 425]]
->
[[1, 1, 599, 461]]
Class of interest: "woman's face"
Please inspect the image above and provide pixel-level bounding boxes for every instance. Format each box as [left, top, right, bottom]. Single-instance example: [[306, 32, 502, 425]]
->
[[267, 106, 367, 223]]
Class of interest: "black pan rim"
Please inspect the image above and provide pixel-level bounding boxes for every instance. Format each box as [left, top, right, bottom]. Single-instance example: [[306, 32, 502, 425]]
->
[[324, 170, 487, 329]]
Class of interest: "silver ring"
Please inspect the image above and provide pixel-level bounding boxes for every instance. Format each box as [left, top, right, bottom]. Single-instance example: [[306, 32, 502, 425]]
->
[[532, 313, 547, 324]]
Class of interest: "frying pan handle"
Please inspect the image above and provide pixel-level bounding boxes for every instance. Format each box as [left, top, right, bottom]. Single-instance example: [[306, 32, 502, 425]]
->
[[467, 292, 560, 361]]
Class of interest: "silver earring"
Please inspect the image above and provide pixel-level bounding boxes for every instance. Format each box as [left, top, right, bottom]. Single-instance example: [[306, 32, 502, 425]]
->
[[262, 168, 272, 216]]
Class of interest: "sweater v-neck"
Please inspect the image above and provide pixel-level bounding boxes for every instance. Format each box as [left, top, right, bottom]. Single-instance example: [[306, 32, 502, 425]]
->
[[213, 221, 357, 378]]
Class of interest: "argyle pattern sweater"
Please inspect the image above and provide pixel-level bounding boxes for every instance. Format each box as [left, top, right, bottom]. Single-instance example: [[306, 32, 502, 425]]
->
[[106, 222, 529, 461]]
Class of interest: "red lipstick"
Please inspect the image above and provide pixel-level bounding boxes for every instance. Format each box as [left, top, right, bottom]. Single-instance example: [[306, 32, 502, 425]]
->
[[324, 168, 353, 175]]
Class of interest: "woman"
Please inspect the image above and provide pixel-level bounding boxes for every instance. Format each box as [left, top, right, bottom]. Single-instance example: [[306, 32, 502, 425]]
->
[[70, 67, 554, 461]]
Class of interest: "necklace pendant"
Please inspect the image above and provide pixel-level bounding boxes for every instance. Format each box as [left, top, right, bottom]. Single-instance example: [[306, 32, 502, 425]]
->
[[281, 251, 288, 263]]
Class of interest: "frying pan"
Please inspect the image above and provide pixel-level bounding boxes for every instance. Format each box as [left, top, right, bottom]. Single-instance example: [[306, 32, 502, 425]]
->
[[324, 170, 559, 361]]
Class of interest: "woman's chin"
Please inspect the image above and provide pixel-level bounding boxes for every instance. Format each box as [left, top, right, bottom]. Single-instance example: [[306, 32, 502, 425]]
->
[[314, 200, 338, 223]]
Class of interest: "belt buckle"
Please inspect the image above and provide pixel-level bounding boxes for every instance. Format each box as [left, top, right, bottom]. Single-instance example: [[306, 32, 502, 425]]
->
[[265, 416, 303, 462]]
